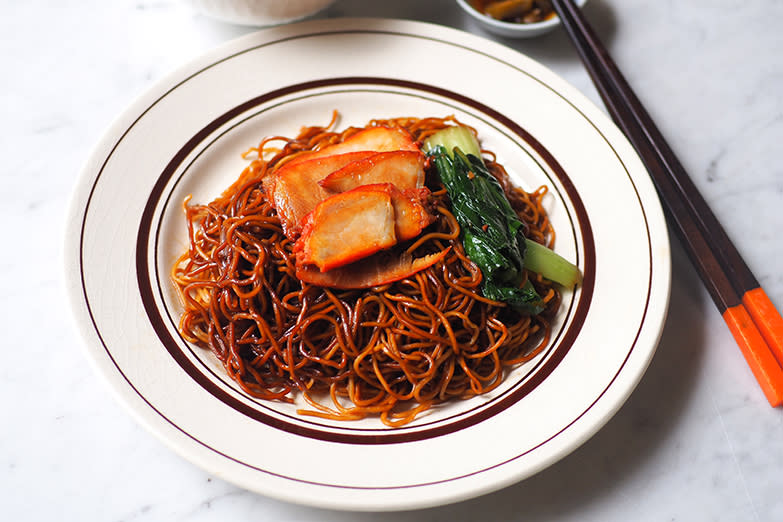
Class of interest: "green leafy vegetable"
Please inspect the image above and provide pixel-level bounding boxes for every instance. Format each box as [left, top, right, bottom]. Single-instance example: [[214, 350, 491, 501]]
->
[[424, 126, 581, 314]]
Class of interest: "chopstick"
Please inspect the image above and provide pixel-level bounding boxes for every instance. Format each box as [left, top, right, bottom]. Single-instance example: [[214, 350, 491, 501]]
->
[[550, 0, 783, 406]]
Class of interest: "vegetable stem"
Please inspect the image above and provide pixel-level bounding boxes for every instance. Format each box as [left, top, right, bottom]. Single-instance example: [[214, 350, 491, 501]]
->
[[422, 125, 482, 159], [524, 238, 582, 288]]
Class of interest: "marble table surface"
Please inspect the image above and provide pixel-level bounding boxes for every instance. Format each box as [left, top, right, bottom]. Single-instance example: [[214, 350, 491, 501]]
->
[[3, 0, 783, 520]]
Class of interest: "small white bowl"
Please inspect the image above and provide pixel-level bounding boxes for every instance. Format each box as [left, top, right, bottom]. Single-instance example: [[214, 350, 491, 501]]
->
[[182, 0, 337, 26], [457, 0, 588, 38]]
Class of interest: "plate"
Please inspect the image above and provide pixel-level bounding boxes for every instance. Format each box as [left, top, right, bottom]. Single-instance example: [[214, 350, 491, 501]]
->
[[65, 18, 670, 511]]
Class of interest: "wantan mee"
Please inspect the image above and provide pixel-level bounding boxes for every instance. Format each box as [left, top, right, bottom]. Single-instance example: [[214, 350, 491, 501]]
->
[[171, 113, 579, 427]]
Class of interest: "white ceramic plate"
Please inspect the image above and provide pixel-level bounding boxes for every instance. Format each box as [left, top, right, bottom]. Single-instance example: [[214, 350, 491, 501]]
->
[[65, 18, 670, 511]]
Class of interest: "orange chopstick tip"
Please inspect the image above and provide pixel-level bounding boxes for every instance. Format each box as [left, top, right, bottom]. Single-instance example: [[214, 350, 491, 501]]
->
[[723, 304, 783, 407], [743, 287, 783, 367]]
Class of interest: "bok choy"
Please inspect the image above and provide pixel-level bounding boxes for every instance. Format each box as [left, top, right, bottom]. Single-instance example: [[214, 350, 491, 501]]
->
[[423, 126, 581, 314]]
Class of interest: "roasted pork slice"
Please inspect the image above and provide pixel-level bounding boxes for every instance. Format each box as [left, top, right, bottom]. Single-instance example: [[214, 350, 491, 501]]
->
[[318, 150, 425, 193], [284, 126, 419, 167], [362, 183, 434, 241], [296, 248, 450, 289], [263, 151, 375, 236], [294, 187, 397, 272]]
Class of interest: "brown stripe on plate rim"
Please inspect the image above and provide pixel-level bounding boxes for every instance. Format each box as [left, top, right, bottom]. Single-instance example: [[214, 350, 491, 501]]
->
[[152, 87, 579, 432], [136, 77, 596, 444]]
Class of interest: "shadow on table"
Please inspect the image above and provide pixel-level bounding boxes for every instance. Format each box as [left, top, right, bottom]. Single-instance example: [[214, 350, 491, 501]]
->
[[454, 0, 618, 66], [279, 238, 707, 522], [326, 0, 617, 64], [402, 237, 706, 521]]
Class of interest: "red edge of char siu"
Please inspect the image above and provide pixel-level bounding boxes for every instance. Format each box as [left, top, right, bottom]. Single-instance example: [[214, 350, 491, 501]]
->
[[263, 125, 443, 288]]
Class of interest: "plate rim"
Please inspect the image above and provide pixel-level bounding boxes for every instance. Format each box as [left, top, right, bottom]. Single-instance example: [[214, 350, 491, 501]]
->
[[64, 17, 671, 511]]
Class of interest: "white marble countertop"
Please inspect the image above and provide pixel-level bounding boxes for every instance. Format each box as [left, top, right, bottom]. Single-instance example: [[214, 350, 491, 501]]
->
[[4, 0, 783, 520]]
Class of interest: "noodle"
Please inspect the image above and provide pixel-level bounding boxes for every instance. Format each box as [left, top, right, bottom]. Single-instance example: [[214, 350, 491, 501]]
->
[[172, 114, 561, 426]]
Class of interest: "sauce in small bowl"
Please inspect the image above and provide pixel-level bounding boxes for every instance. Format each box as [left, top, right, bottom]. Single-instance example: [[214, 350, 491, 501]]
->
[[457, 0, 588, 38]]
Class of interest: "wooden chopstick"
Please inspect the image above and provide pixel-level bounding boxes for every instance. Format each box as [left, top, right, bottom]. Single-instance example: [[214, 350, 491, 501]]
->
[[550, 0, 783, 405]]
